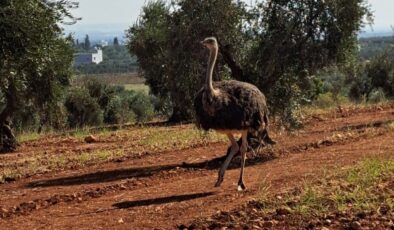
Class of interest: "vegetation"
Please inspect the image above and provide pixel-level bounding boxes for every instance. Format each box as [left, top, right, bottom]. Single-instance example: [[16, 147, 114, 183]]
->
[[128, 0, 371, 125], [66, 80, 155, 127], [348, 49, 394, 102], [0, 0, 78, 152], [0, 124, 226, 183], [0, 0, 392, 153], [258, 158, 394, 216], [359, 36, 394, 60]]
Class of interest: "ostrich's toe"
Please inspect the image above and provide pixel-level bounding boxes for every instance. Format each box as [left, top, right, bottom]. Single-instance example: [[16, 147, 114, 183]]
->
[[237, 181, 246, 191], [215, 177, 224, 187]]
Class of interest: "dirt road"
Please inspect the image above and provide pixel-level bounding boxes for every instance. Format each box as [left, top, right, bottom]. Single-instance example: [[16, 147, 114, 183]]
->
[[0, 105, 393, 229]]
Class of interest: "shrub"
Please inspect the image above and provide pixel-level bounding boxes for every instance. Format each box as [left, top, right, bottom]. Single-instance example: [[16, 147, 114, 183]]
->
[[128, 91, 155, 122], [65, 88, 103, 127], [368, 88, 387, 103], [104, 95, 135, 124]]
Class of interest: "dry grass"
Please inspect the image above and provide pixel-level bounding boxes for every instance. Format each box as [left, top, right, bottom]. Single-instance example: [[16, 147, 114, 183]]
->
[[123, 84, 150, 94], [1, 124, 227, 183], [259, 157, 394, 216]]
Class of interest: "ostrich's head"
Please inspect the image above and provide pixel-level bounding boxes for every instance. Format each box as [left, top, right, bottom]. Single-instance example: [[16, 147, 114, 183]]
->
[[200, 37, 218, 50]]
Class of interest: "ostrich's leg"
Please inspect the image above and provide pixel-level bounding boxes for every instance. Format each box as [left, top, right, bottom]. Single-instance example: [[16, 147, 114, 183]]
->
[[237, 131, 248, 191], [215, 133, 239, 187]]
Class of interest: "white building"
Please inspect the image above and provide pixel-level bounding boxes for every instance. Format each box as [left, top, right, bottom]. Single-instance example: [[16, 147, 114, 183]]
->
[[74, 48, 103, 66]]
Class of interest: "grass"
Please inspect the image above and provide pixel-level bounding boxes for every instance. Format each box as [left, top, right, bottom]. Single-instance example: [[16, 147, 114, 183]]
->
[[0, 149, 126, 183], [0, 169, 21, 183], [302, 98, 394, 118], [17, 132, 47, 143], [385, 121, 394, 131], [123, 83, 150, 94], [2, 124, 227, 183], [66, 149, 125, 166], [259, 157, 394, 216], [138, 126, 227, 150]]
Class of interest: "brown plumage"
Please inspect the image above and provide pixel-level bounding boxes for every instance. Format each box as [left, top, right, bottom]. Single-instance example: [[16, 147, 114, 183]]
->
[[193, 37, 274, 191]]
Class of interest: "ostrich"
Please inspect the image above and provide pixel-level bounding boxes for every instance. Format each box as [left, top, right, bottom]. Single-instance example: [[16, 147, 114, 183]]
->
[[194, 37, 274, 191]]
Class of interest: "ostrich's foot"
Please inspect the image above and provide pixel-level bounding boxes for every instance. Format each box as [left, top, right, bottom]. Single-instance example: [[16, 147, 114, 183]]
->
[[237, 179, 246, 191], [215, 176, 224, 187]]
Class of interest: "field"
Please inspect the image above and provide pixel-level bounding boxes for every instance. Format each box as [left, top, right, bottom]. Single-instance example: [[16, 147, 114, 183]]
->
[[74, 72, 150, 93], [0, 104, 393, 229]]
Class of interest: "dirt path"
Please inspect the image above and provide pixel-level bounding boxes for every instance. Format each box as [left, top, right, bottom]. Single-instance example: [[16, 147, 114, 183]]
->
[[0, 105, 393, 229]]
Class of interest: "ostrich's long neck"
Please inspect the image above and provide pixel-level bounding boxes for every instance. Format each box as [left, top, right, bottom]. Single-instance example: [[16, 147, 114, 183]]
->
[[205, 46, 218, 94]]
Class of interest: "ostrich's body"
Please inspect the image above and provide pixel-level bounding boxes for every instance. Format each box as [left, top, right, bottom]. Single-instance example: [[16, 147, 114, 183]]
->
[[194, 80, 268, 132], [194, 37, 272, 190]]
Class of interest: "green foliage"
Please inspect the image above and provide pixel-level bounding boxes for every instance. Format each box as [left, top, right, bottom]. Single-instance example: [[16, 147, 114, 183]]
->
[[0, 0, 77, 151], [113, 37, 119, 46], [128, 0, 370, 125], [104, 95, 136, 124], [127, 91, 155, 122], [349, 52, 394, 101], [313, 92, 349, 108], [359, 36, 394, 60], [65, 78, 155, 126], [84, 34, 91, 50], [128, 0, 249, 121], [368, 88, 387, 103], [64, 88, 103, 127]]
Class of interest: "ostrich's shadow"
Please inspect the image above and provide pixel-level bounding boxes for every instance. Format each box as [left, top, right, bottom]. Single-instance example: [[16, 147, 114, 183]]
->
[[27, 148, 275, 188]]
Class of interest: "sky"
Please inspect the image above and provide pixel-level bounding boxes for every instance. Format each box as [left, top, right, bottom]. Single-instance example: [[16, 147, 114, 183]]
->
[[65, 0, 394, 38]]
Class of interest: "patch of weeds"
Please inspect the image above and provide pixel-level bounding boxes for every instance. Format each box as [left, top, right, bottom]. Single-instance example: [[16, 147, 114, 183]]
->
[[70, 128, 91, 139], [140, 126, 226, 151], [17, 132, 45, 143], [259, 158, 394, 216], [77, 152, 92, 165], [96, 150, 114, 161], [49, 155, 67, 169], [112, 150, 125, 158], [0, 169, 21, 183], [385, 121, 394, 131]]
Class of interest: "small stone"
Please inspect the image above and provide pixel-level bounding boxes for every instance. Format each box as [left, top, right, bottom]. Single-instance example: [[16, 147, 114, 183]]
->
[[263, 221, 274, 228], [321, 227, 330, 230], [276, 207, 291, 215], [118, 218, 124, 224], [350, 221, 361, 230], [324, 219, 332, 225], [84, 135, 97, 143], [356, 211, 366, 219], [238, 211, 247, 217], [378, 204, 390, 215], [1, 207, 8, 213]]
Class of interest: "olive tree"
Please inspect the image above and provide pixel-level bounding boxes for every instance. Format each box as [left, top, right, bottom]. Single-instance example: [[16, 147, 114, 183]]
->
[[0, 0, 77, 152], [128, 0, 371, 125]]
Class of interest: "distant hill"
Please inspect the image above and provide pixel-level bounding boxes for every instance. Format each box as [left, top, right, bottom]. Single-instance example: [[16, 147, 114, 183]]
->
[[64, 23, 129, 42], [359, 36, 394, 60]]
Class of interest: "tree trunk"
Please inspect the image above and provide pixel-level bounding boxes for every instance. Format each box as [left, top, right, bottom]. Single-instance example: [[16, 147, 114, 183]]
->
[[0, 81, 18, 153]]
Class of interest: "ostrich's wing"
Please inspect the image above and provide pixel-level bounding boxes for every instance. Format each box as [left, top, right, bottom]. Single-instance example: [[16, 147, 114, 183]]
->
[[194, 80, 268, 131]]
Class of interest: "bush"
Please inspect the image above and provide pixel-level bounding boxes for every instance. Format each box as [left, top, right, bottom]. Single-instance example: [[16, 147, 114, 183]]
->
[[368, 88, 387, 103], [312, 92, 349, 108], [104, 95, 135, 124], [65, 88, 103, 127], [128, 91, 155, 122]]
